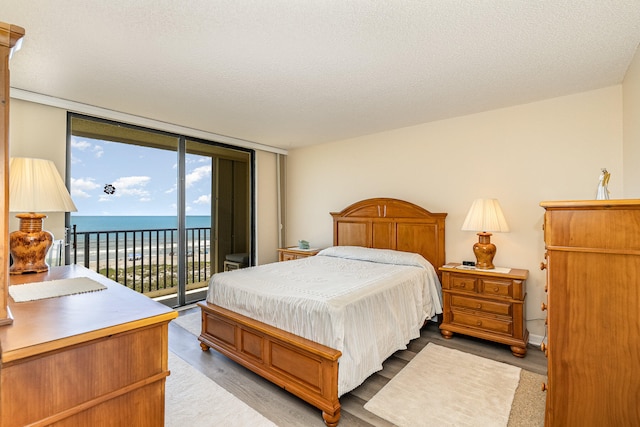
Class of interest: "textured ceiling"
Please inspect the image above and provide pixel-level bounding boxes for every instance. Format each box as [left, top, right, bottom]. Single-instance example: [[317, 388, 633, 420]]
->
[[4, 1, 640, 151]]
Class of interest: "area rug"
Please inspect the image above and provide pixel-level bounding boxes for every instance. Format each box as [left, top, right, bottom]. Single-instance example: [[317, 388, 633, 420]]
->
[[364, 343, 524, 427], [166, 351, 277, 426]]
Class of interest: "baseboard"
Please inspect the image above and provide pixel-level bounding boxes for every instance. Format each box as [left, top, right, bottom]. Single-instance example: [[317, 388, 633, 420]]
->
[[528, 333, 545, 347]]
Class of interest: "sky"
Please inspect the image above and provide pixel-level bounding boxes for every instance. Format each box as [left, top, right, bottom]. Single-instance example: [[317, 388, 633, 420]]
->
[[70, 136, 212, 216]]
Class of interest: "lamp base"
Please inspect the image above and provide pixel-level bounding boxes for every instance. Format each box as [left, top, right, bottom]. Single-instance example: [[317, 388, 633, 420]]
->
[[9, 213, 53, 275], [473, 232, 496, 270]]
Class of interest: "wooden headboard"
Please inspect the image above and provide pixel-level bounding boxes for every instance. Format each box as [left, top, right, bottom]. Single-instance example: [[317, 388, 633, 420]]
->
[[331, 198, 447, 275]]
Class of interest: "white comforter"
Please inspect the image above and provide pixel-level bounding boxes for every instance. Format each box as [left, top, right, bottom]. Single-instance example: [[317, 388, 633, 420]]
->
[[206, 246, 443, 395]]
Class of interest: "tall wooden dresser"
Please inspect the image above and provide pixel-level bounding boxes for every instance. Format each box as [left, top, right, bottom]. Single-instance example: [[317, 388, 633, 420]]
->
[[540, 200, 640, 426]]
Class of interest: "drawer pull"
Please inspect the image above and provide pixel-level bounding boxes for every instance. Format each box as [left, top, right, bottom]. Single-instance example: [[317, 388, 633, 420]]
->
[[541, 302, 547, 311], [540, 262, 547, 270], [476, 320, 482, 326], [493, 286, 499, 292], [541, 383, 548, 392], [476, 303, 482, 309]]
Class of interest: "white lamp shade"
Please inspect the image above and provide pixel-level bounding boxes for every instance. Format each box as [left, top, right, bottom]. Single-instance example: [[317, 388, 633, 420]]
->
[[9, 157, 77, 213], [461, 198, 509, 233]]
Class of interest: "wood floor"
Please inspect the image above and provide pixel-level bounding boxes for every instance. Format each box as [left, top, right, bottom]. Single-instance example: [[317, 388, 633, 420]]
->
[[168, 306, 547, 427]]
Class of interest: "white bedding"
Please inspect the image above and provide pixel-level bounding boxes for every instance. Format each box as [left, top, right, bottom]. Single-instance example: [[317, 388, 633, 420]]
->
[[206, 246, 443, 396]]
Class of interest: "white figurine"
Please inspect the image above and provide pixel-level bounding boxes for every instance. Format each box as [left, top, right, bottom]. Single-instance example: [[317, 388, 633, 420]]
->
[[596, 168, 610, 200]]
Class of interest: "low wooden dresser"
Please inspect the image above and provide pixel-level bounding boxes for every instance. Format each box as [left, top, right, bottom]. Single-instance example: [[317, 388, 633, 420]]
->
[[0, 265, 177, 426], [277, 247, 321, 261], [439, 264, 529, 357]]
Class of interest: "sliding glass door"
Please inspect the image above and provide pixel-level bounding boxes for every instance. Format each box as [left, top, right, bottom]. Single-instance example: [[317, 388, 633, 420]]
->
[[68, 114, 253, 307]]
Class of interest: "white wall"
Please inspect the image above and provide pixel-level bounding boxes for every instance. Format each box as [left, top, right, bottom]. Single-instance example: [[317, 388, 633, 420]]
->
[[8, 99, 280, 263], [285, 86, 624, 341], [9, 99, 68, 240], [623, 43, 640, 197]]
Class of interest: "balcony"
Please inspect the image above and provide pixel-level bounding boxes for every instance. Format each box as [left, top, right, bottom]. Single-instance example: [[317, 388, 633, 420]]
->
[[68, 225, 212, 299]]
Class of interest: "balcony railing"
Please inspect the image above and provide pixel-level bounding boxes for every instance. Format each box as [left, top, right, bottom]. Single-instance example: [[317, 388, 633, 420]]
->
[[70, 225, 212, 298]]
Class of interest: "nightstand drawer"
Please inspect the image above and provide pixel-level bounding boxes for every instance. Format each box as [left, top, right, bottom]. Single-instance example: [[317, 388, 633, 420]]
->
[[480, 278, 514, 298], [450, 294, 512, 317], [448, 275, 477, 292], [451, 311, 513, 336], [278, 247, 321, 262], [280, 252, 299, 261]]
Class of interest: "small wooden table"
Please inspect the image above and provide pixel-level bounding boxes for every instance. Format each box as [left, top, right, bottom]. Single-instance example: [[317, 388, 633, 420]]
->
[[439, 263, 529, 357], [0, 265, 177, 427], [277, 246, 322, 261]]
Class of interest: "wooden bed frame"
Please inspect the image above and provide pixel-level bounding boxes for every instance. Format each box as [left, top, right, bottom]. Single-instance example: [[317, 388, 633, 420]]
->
[[198, 198, 446, 426]]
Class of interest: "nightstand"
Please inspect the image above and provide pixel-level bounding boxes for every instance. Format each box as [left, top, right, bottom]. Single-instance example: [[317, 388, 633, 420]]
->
[[277, 247, 321, 261], [439, 263, 529, 357]]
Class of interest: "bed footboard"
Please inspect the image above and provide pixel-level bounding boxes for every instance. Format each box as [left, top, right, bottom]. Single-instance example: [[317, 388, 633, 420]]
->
[[197, 302, 342, 427]]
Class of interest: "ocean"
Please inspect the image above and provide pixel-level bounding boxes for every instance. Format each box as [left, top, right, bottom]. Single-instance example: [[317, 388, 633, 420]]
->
[[71, 216, 211, 232]]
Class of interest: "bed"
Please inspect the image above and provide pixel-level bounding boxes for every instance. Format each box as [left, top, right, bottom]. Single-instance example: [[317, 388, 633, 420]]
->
[[197, 198, 447, 426]]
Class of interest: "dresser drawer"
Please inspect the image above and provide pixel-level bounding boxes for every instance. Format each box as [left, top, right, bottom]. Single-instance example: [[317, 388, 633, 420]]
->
[[480, 278, 514, 298], [448, 275, 477, 293], [450, 294, 512, 317], [451, 311, 513, 336]]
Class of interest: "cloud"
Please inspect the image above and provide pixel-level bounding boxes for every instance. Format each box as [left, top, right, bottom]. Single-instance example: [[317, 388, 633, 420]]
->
[[71, 177, 100, 198], [193, 194, 211, 205], [71, 140, 91, 151], [71, 140, 93, 164], [112, 176, 152, 198], [185, 165, 211, 188], [75, 176, 152, 203], [70, 153, 82, 164], [113, 176, 150, 189], [93, 145, 104, 158]]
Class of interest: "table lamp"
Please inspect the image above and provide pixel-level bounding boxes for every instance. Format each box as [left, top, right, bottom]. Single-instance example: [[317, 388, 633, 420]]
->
[[9, 157, 77, 274], [461, 198, 509, 269]]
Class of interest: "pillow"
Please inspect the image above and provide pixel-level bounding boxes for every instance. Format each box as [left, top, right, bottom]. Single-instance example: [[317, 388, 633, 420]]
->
[[317, 246, 435, 273]]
